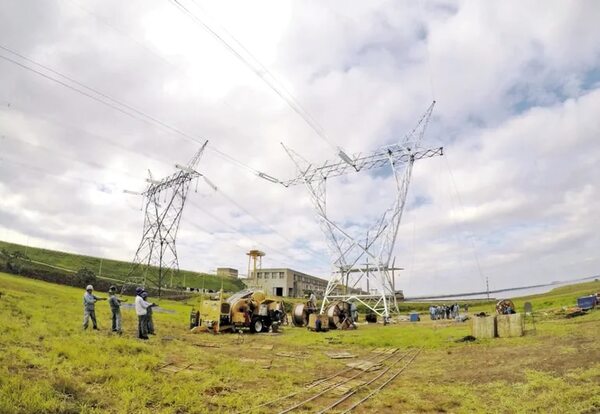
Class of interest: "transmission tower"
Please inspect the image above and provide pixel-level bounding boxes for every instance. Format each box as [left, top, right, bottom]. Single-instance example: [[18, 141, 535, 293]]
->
[[280, 102, 442, 320], [124, 141, 210, 296]]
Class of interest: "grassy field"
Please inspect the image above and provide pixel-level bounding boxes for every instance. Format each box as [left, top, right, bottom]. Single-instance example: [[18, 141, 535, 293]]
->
[[0, 272, 599, 413], [0, 240, 245, 292]]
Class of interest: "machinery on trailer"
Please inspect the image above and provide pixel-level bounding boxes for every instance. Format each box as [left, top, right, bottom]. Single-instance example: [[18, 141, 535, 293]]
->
[[190, 289, 286, 333]]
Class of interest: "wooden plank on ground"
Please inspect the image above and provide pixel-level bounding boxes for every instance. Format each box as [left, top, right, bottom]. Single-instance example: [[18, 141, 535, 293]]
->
[[345, 360, 382, 372], [325, 351, 357, 359]]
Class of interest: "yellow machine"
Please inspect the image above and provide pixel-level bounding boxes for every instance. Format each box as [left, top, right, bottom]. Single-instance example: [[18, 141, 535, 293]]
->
[[190, 289, 286, 334]]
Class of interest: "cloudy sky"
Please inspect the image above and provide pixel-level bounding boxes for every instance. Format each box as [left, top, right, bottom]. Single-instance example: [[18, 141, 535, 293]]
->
[[1, 0, 599, 296]]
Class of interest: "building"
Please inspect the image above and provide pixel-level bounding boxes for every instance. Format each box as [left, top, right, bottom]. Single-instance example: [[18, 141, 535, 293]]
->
[[216, 267, 238, 278], [243, 268, 328, 298], [243, 268, 362, 298]]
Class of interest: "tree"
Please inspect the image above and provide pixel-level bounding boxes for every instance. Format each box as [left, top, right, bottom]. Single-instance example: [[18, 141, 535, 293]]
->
[[76, 268, 96, 287], [6, 251, 26, 274]]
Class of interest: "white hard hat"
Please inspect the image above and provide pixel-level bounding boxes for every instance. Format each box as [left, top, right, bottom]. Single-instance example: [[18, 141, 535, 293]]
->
[[86, 285, 94, 291]]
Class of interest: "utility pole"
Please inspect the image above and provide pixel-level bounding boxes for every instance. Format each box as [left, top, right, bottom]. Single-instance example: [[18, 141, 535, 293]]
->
[[279, 102, 442, 319], [486, 276, 490, 300], [124, 141, 209, 296]]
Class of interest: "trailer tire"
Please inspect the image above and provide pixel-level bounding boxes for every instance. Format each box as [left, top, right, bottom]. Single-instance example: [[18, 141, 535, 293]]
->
[[250, 317, 263, 333]]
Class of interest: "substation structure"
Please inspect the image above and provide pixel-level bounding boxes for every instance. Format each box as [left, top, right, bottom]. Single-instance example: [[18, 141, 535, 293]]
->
[[280, 102, 442, 319], [124, 141, 211, 295]]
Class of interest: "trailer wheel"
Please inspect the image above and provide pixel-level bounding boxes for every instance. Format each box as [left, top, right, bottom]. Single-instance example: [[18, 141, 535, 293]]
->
[[250, 317, 263, 333]]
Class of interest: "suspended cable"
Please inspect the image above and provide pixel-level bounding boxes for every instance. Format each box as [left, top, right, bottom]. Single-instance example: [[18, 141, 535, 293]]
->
[[443, 155, 486, 285], [215, 189, 327, 262], [0, 102, 169, 167], [0, 133, 145, 182], [417, 0, 436, 102], [0, 46, 268, 178], [0, 155, 121, 191], [0, 43, 329, 267], [170, 0, 339, 152], [187, 198, 319, 269]]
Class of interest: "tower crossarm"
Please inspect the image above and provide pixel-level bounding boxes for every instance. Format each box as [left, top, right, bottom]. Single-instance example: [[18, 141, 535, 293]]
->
[[281, 146, 443, 186], [143, 170, 199, 196]]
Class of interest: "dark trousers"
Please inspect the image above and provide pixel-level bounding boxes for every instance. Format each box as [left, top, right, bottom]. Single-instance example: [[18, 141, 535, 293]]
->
[[146, 312, 155, 334], [111, 310, 122, 332], [138, 314, 148, 338]]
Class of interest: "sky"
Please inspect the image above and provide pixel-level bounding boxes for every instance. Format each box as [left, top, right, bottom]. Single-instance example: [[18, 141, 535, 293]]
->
[[0, 0, 599, 296]]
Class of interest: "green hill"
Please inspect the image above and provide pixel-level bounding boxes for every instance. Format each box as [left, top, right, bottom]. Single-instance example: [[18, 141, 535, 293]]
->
[[0, 240, 245, 292]]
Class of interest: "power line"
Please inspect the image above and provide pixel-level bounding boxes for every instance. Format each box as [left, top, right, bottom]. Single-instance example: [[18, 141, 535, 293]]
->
[[215, 188, 327, 262], [0, 133, 145, 182], [170, 0, 339, 152], [0, 102, 170, 167], [0, 45, 267, 178], [0, 42, 329, 268], [62, 0, 177, 69], [0, 154, 120, 191], [187, 198, 319, 269], [1, 98, 323, 263]]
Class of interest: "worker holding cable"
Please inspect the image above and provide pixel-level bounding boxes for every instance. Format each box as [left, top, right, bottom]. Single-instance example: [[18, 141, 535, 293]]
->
[[82, 285, 106, 330]]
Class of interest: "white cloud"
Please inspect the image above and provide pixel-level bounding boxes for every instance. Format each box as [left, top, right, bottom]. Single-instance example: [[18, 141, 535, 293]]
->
[[0, 0, 599, 296]]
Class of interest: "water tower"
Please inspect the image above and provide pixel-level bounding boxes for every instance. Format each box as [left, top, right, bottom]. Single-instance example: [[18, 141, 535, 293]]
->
[[246, 249, 265, 281]]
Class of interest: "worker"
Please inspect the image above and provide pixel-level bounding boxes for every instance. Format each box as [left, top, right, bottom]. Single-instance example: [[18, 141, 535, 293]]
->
[[315, 316, 322, 332], [141, 291, 155, 335], [108, 285, 127, 334], [83, 285, 106, 330], [308, 292, 317, 308], [134, 287, 155, 340], [350, 302, 358, 322]]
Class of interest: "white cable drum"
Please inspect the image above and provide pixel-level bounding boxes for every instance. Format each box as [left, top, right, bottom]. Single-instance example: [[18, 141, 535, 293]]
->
[[292, 303, 308, 327]]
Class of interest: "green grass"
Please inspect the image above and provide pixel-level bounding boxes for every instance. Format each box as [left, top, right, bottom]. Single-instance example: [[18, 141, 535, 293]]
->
[[0, 240, 245, 291], [0, 272, 599, 413]]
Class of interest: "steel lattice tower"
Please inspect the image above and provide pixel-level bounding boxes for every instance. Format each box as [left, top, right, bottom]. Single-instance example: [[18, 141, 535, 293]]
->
[[281, 102, 442, 320], [124, 141, 208, 296]]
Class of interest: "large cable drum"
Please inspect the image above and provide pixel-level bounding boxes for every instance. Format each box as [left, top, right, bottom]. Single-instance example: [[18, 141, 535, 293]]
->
[[326, 301, 352, 329], [292, 303, 309, 327], [496, 299, 516, 315]]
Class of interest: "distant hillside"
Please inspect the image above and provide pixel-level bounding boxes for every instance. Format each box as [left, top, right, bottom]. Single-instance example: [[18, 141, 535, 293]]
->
[[0, 240, 245, 292]]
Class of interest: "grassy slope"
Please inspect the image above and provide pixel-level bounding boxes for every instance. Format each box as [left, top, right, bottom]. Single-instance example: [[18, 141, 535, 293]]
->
[[0, 240, 245, 292], [0, 272, 599, 413]]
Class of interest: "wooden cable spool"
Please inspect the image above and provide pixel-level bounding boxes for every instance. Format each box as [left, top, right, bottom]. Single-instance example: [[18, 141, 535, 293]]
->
[[326, 301, 352, 329], [496, 299, 516, 315], [292, 303, 309, 327]]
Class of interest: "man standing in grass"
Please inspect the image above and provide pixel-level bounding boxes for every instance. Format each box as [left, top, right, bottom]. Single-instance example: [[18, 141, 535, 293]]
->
[[134, 287, 155, 340], [83, 285, 106, 330], [108, 286, 126, 334], [141, 291, 155, 335]]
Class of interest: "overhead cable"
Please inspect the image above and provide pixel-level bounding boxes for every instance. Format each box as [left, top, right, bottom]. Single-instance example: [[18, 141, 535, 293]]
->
[[0, 45, 268, 178], [170, 0, 339, 152]]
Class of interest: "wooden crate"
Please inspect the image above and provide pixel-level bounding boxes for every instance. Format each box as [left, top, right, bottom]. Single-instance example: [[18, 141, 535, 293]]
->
[[472, 315, 496, 339], [496, 313, 524, 337], [308, 313, 330, 331]]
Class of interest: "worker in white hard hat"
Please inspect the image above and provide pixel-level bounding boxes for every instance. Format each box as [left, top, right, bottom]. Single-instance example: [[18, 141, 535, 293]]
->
[[83, 285, 106, 330]]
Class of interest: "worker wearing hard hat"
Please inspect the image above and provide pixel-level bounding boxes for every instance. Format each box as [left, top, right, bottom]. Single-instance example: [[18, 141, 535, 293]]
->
[[83, 285, 106, 330], [134, 288, 156, 340], [108, 286, 127, 334], [141, 291, 156, 335]]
